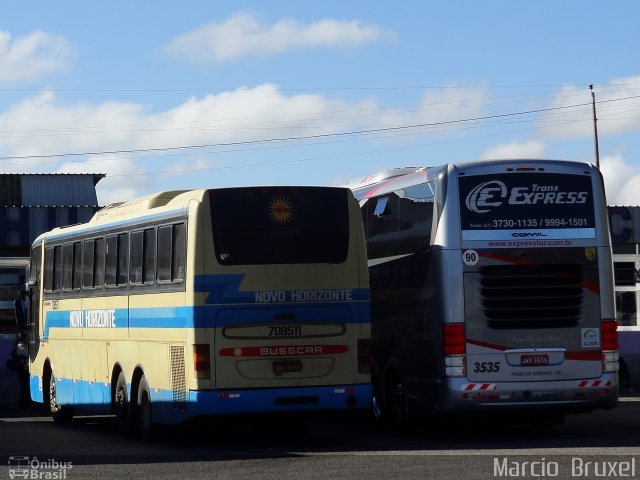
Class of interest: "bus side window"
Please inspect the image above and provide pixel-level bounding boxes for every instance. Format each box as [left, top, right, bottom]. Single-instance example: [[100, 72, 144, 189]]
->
[[29, 246, 41, 286], [105, 236, 118, 287], [53, 246, 62, 292], [130, 231, 144, 285], [158, 223, 186, 283], [396, 183, 435, 255], [44, 247, 54, 292], [617, 291, 637, 326], [117, 233, 129, 287], [94, 238, 105, 288], [143, 229, 156, 284], [364, 195, 399, 259], [173, 223, 186, 282], [157, 226, 172, 283], [82, 239, 95, 289]]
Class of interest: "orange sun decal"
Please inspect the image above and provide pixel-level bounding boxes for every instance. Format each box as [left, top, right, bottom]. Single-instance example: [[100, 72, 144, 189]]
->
[[268, 196, 294, 224]]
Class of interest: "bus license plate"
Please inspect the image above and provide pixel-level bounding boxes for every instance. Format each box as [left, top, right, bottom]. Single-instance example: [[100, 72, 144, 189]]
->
[[521, 354, 550, 366], [273, 359, 302, 376]]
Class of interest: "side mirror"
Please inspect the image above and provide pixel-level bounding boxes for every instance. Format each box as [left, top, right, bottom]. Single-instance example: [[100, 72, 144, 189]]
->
[[14, 291, 30, 334]]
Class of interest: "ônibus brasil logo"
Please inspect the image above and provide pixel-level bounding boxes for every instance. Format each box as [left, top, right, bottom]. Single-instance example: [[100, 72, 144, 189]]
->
[[465, 180, 508, 213]]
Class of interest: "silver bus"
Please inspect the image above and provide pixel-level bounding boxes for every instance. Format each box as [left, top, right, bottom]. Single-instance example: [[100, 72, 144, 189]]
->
[[346, 159, 618, 422]]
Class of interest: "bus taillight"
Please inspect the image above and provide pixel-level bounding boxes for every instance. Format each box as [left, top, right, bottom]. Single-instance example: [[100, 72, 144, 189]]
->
[[194, 344, 211, 379], [601, 320, 619, 373], [443, 324, 466, 377], [357, 338, 371, 374]]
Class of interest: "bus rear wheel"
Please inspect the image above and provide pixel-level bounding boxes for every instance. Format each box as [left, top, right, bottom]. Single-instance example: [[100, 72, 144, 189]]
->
[[48, 371, 73, 423], [113, 371, 131, 435], [136, 375, 153, 440], [387, 375, 408, 424]]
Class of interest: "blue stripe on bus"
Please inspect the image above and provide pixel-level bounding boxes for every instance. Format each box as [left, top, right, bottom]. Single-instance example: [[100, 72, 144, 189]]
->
[[43, 303, 370, 339], [194, 274, 370, 304]]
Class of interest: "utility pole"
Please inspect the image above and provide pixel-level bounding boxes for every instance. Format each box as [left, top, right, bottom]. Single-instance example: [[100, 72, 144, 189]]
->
[[590, 84, 601, 170]]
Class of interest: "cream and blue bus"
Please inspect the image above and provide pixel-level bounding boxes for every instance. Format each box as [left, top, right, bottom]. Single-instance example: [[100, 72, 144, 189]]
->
[[16, 186, 371, 437], [347, 159, 618, 424]]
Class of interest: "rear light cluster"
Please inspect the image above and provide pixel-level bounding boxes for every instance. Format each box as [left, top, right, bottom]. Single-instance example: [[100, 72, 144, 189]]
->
[[194, 344, 211, 379], [601, 320, 619, 373], [443, 323, 466, 377]]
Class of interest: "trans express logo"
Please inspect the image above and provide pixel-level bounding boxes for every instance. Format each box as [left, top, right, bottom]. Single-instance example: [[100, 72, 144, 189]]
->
[[465, 180, 508, 213], [465, 179, 589, 214]]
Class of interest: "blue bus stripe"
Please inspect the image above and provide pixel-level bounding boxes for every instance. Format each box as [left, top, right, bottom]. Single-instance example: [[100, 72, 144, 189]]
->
[[43, 304, 370, 338]]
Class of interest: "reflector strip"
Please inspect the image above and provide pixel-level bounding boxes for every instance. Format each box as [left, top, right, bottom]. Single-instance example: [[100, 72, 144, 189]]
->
[[578, 380, 612, 388], [462, 383, 497, 391], [219, 344, 349, 357]]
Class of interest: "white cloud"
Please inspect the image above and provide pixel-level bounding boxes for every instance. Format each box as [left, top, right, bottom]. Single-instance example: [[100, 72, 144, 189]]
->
[[480, 139, 546, 160], [56, 156, 153, 206], [540, 76, 640, 139], [600, 154, 640, 206], [0, 30, 74, 84], [0, 84, 489, 201], [164, 12, 396, 64]]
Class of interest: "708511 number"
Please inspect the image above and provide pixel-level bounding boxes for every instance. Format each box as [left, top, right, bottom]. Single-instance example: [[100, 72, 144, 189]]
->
[[269, 325, 302, 336]]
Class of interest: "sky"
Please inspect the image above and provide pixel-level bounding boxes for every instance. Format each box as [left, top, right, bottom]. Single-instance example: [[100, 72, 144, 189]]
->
[[1, 1, 640, 206]]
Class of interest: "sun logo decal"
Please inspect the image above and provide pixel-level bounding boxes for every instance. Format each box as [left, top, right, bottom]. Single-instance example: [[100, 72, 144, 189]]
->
[[268, 196, 294, 224]]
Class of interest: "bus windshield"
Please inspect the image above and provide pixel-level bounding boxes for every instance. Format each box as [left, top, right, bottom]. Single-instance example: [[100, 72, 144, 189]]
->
[[210, 187, 349, 265]]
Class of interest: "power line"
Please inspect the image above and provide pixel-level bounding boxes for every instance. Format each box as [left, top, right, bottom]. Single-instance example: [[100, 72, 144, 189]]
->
[[6, 95, 639, 162]]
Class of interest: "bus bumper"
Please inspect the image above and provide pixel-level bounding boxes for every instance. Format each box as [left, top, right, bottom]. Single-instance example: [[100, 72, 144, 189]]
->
[[438, 374, 618, 413], [154, 384, 372, 424]]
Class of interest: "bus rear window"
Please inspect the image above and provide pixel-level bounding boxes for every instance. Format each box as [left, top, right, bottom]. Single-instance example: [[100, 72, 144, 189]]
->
[[210, 187, 349, 265]]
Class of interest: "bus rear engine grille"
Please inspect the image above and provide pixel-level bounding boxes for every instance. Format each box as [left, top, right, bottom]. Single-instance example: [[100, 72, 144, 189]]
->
[[480, 264, 583, 329]]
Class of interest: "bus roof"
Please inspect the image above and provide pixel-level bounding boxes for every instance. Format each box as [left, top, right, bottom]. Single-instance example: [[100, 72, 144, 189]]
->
[[33, 189, 204, 244], [347, 159, 597, 200]]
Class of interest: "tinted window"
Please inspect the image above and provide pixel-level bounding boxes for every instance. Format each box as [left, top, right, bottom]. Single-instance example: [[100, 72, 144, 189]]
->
[[63, 244, 74, 290], [130, 230, 144, 284], [53, 246, 62, 292], [72, 242, 82, 289], [617, 291, 637, 326], [363, 194, 399, 259], [44, 247, 55, 292], [614, 262, 637, 286], [397, 183, 435, 256], [94, 238, 105, 287], [173, 224, 186, 281], [82, 240, 95, 288], [117, 233, 129, 286], [157, 225, 172, 282], [157, 224, 185, 282], [105, 236, 118, 286], [210, 187, 349, 265], [30, 246, 41, 285], [143, 229, 156, 284]]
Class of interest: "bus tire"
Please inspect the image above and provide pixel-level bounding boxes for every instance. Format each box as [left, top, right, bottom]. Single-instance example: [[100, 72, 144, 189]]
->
[[113, 371, 132, 435], [371, 374, 384, 421], [48, 371, 73, 423], [387, 374, 408, 424], [136, 375, 153, 440]]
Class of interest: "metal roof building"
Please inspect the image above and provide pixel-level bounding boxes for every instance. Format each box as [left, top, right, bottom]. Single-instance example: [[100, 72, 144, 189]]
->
[[0, 173, 104, 207], [0, 173, 104, 256]]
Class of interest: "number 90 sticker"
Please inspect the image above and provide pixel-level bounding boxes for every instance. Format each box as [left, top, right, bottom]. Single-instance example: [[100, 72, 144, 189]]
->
[[463, 249, 479, 266]]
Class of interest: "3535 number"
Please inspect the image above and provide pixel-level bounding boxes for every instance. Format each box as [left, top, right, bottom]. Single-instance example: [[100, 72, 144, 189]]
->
[[473, 361, 501, 373]]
